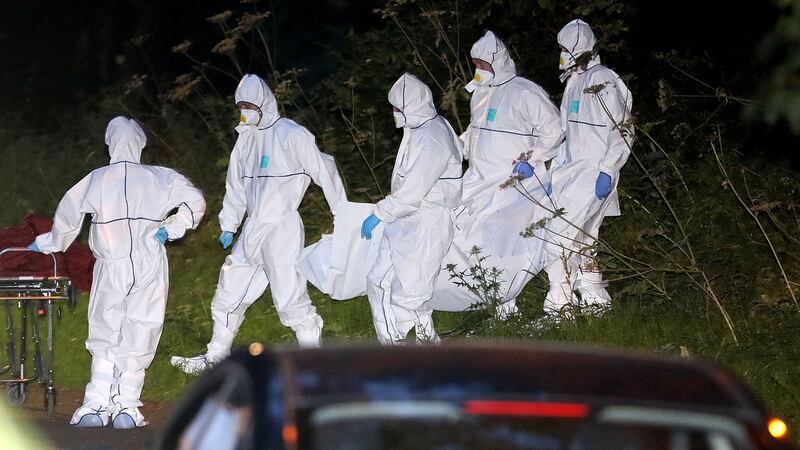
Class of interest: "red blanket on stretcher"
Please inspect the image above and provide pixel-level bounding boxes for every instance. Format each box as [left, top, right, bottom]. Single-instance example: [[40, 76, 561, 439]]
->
[[0, 214, 94, 291]]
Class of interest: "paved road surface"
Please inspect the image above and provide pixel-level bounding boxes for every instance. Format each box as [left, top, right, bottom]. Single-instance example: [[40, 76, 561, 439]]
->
[[5, 386, 172, 449]]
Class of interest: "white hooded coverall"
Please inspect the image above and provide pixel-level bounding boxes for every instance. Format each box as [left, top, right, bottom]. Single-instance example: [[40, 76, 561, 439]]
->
[[368, 73, 463, 343], [432, 30, 563, 312], [206, 74, 345, 355], [34, 117, 206, 416], [544, 19, 633, 312]]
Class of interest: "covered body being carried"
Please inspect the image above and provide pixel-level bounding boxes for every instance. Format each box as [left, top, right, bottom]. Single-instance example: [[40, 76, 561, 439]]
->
[[300, 32, 564, 315]]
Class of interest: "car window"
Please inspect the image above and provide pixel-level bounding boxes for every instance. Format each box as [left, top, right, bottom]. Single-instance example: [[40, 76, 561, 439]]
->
[[178, 384, 254, 450], [155, 362, 256, 450], [309, 402, 754, 450]]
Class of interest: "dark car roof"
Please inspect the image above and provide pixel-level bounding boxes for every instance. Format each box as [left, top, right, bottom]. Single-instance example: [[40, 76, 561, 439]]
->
[[267, 341, 765, 416]]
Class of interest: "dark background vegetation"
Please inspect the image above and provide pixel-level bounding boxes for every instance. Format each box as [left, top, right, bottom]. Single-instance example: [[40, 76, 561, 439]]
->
[[1, 0, 799, 441]]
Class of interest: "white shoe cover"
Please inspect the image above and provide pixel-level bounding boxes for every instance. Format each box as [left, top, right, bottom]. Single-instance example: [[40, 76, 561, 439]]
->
[[170, 354, 216, 376], [112, 407, 147, 429], [294, 316, 323, 348], [576, 269, 611, 306], [70, 404, 110, 427]]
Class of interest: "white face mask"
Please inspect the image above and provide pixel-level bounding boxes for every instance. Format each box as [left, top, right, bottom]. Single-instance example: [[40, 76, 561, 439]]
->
[[465, 68, 495, 93], [393, 112, 406, 128], [239, 109, 261, 125], [559, 51, 576, 70]]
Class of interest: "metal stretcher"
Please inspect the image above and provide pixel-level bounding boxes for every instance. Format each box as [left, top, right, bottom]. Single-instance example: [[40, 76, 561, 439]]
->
[[0, 247, 76, 415]]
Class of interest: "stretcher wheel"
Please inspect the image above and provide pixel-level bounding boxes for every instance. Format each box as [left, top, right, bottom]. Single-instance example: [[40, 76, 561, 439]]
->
[[7, 383, 26, 406], [45, 389, 56, 415]]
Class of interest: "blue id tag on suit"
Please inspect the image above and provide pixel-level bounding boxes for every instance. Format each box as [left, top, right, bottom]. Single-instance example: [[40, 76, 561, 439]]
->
[[260, 155, 270, 169], [487, 108, 497, 122], [570, 100, 580, 113]]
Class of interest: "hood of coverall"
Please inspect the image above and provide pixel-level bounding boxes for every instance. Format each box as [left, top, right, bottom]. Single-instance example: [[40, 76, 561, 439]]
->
[[234, 74, 280, 128], [105, 116, 146, 164], [557, 19, 597, 68], [388, 73, 437, 128], [469, 30, 517, 86]]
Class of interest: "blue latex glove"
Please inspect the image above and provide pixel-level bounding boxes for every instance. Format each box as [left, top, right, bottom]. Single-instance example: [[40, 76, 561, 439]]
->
[[512, 161, 534, 180], [595, 172, 613, 200], [219, 231, 234, 249], [360, 214, 381, 240], [155, 227, 169, 244], [27, 242, 40, 252]]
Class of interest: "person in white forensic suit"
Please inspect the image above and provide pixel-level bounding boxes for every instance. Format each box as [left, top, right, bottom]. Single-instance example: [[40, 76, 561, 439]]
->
[[29, 116, 206, 428], [537, 19, 634, 315], [438, 30, 562, 315], [360, 73, 463, 344], [171, 74, 345, 374]]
